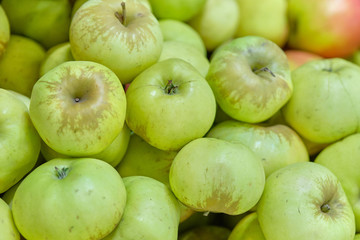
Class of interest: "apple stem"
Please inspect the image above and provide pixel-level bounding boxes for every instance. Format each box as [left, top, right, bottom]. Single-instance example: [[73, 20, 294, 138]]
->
[[254, 67, 276, 77], [164, 80, 178, 95], [320, 203, 331, 213], [203, 211, 210, 217], [55, 166, 70, 180], [115, 2, 127, 26]]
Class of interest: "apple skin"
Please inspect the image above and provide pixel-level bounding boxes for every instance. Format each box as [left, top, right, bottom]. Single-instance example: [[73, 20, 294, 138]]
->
[[0, 35, 46, 97], [169, 137, 265, 215], [206, 36, 292, 123], [228, 212, 266, 240], [0, 198, 20, 240], [288, 0, 360, 58], [257, 162, 356, 240], [315, 133, 360, 232], [355, 234, 360, 240], [188, 0, 240, 52], [126, 58, 216, 151], [179, 225, 231, 240], [0, 5, 10, 57], [70, 0, 163, 84], [206, 120, 309, 178], [282, 58, 360, 144], [12, 158, 127, 240], [285, 49, 323, 71], [29, 61, 127, 156]]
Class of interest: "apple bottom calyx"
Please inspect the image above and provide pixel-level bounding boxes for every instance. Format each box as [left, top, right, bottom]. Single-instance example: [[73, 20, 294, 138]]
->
[[164, 80, 178, 95], [253, 66, 276, 77], [55, 166, 70, 180], [115, 2, 127, 26], [321, 203, 331, 213]]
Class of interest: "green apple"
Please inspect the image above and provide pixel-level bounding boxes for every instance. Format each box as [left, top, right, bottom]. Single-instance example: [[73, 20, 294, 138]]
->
[[159, 19, 206, 56], [29, 61, 127, 156], [355, 234, 360, 240], [0, 198, 20, 240], [39, 42, 74, 77], [41, 124, 131, 167], [126, 58, 216, 151], [0, 35, 45, 97], [1, 0, 71, 49], [285, 49, 323, 71], [0, 5, 10, 57], [0, 89, 41, 194], [257, 162, 356, 240], [179, 225, 231, 240], [235, 0, 289, 47], [315, 133, 360, 232], [228, 212, 265, 240], [170, 137, 265, 215], [188, 0, 240, 52], [159, 41, 209, 77], [12, 158, 127, 240], [207, 120, 309, 178], [103, 176, 180, 240], [70, 0, 163, 84], [288, 0, 360, 58], [206, 36, 292, 123], [282, 58, 360, 144], [148, 0, 206, 21]]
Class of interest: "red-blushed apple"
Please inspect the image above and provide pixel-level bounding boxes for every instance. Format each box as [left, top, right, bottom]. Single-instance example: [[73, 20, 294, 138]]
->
[[285, 49, 323, 70], [0, 5, 10, 57], [288, 0, 360, 58]]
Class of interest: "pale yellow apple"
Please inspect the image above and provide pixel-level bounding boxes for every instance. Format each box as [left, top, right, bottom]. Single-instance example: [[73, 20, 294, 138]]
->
[[0, 5, 10, 57]]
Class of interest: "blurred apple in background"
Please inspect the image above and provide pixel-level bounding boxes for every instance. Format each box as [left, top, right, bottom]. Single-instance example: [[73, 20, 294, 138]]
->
[[206, 36, 292, 123], [0, 198, 20, 240], [179, 225, 231, 240], [228, 212, 266, 240], [188, 0, 240, 52], [0, 35, 45, 97], [288, 0, 360, 58], [70, 0, 163, 84], [0, 5, 10, 58], [285, 49, 323, 70], [1, 0, 71, 49], [235, 0, 289, 47]]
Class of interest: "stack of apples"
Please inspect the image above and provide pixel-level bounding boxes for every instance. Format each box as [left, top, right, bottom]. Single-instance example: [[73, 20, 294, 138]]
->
[[1, 0, 360, 239]]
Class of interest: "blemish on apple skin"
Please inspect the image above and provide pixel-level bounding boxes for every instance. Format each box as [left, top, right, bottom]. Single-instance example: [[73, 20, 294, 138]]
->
[[69, 226, 74, 232]]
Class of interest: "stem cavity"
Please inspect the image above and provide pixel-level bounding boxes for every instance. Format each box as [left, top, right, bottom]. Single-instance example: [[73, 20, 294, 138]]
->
[[254, 66, 276, 77], [115, 2, 127, 26], [55, 166, 70, 180], [164, 80, 178, 95]]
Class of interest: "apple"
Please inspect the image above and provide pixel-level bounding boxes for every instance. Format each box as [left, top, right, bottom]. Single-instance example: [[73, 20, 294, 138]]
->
[[147, 0, 206, 21], [0, 5, 10, 57], [0, 198, 20, 240], [206, 36, 293, 123], [282, 58, 360, 144], [169, 137, 265, 215], [29, 61, 127, 156], [41, 124, 131, 167], [178, 211, 219, 234], [158, 41, 209, 77], [207, 120, 309, 178], [0, 35, 45, 97], [356, 234, 360, 240], [102, 176, 180, 240], [39, 42, 74, 77], [285, 49, 323, 71], [228, 212, 266, 240], [126, 58, 216, 151], [288, 0, 360, 58], [70, 0, 163, 84], [315, 133, 360, 232], [235, 0, 289, 47], [12, 158, 127, 240], [257, 162, 356, 240], [159, 19, 206, 56], [179, 225, 231, 240], [188, 0, 240, 52], [0, 89, 41, 194], [1, 0, 72, 49]]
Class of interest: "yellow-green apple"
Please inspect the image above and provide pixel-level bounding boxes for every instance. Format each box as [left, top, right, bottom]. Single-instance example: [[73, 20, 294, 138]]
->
[[1, 0, 71, 49], [39, 42, 74, 76], [356, 234, 360, 240], [0, 89, 41, 194], [348, 49, 360, 66], [0, 5, 10, 57], [228, 212, 266, 240], [235, 0, 289, 47], [188, 0, 240, 52], [170, 137, 265, 215], [0, 35, 45, 97], [0, 198, 20, 240], [12, 158, 127, 240], [70, 0, 163, 84], [207, 120, 309, 178], [282, 58, 360, 144], [29, 61, 127, 156], [288, 0, 360, 58], [206, 36, 292, 123], [126, 58, 216, 151], [257, 162, 356, 240], [315, 133, 360, 232], [179, 225, 231, 240], [159, 19, 206, 56], [103, 176, 180, 240], [147, 0, 206, 21], [41, 124, 131, 167], [158, 41, 209, 77], [285, 49, 323, 71]]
